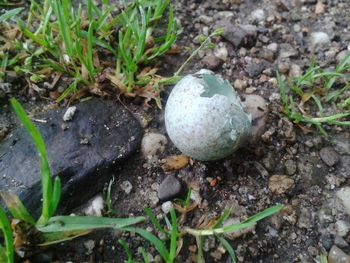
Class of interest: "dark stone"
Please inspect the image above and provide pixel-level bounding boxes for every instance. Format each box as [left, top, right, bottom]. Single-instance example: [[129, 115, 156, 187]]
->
[[216, 21, 257, 48], [0, 98, 143, 217], [320, 147, 340, 167], [245, 60, 271, 78], [158, 175, 182, 201], [201, 53, 222, 70], [320, 234, 334, 250]]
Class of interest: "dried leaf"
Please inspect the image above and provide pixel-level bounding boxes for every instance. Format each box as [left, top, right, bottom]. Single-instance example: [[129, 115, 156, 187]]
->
[[296, 123, 313, 134], [301, 92, 313, 103], [315, 1, 325, 14], [93, 51, 100, 68], [132, 83, 162, 108], [166, 45, 181, 55], [4, 27, 19, 40], [173, 202, 198, 223], [162, 155, 189, 172], [81, 64, 89, 81], [105, 72, 128, 93], [138, 66, 158, 77], [51, 73, 62, 90]]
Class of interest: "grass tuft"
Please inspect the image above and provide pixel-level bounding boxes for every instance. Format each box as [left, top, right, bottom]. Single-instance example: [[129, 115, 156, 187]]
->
[[0, 206, 14, 263], [277, 53, 350, 136], [10, 98, 60, 225]]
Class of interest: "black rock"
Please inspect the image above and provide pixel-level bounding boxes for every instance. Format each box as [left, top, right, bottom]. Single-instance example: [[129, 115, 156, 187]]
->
[[320, 147, 340, 167], [216, 21, 258, 48], [158, 175, 182, 201], [0, 98, 143, 217], [245, 60, 271, 78]]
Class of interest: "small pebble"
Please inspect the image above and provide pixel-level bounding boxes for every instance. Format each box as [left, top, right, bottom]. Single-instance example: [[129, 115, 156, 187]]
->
[[251, 9, 265, 22], [84, 240, 95, 255], [311, 32, 330, 46], [289, 64, 303, 78], [141, 132, 167, 159], [335, 220, 350, 237], [268, 175, 295, 195], [285, 159, 297, 175], [279, 43, 298, 59], [201, 52, 222, 70], [315, 1, 325, 14], [158, 175, 182, 201], [244, 94, 268, 141], [267, 43, 278, 53], [63, 106, 77, 122], [334, 236, 349, 248], [214, 44, 228, 61], [120, 180, 133, 194], [49, 91, 60, 100], [328, 245, 350, 263], [161, 201, 174, 214], [83, 195, 104, 217], [320, 147, 340, 167], [233, 79, 247, 91], [298, 207, 313, 229]]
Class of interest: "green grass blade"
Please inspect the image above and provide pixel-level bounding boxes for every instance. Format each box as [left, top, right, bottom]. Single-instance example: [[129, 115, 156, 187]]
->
[[196, 236, 204, 263], [144, 207, 167, 235], [164, 214, 172, 230], [140, 247, 150, 263], [147, 6, 177, 61], [240, 205, 283, 225], [41, 5, 53, 35], [319, 254, 328, 263], [118, 239, 134, 263], [186, 205, 283, 237], [0, 7, 24, 23], [51, 177, 61, 216], [39, 229, 92, 246], [134, 6, 147, 63], [168, 208, 178, 263], [106, 177, 114, 214], [0, 206, 14, 263], [40, 59, 66, 73], [165, 5, 175, 42], [37, 215, 145, 232], [10, 99, 54, 223], [184, 188, 192, 209], [7, 54, 20, 67], [86, 21, 95, 79], [56, 78, 80, 103], [80, 30, 115, 54], [93, 2, 103, 18], [96, 6, 113, 30], [0, 245, 8, 263], [311, 95, 324, 115], [123, 227, 169, 261], [325, 83, 350, 102], [218, 237, 236, 263], [18, 20, 53, 53], [276, 71, 290, 115], [118, 31, 133, 69], [87, 0, 93, 22], [213, 208, 232, 229], [1, 53, 9, 70], [336, 52, 350, 72], [0, 192, 35, 225], [52, 0, 73, 57]]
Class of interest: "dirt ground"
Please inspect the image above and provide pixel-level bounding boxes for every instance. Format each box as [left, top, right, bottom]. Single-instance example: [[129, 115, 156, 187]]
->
[[1, 0, 350, 262]]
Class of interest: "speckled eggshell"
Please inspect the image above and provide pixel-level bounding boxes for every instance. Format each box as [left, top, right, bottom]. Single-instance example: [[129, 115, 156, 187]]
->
[[165, 70, 252, 161]]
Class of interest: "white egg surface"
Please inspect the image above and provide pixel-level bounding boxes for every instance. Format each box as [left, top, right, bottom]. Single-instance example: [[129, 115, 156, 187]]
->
[[165, 70, 252, 161]]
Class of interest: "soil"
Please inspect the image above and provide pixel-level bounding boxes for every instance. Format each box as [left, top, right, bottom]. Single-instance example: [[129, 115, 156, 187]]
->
[[1, 0, 350, 262]]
